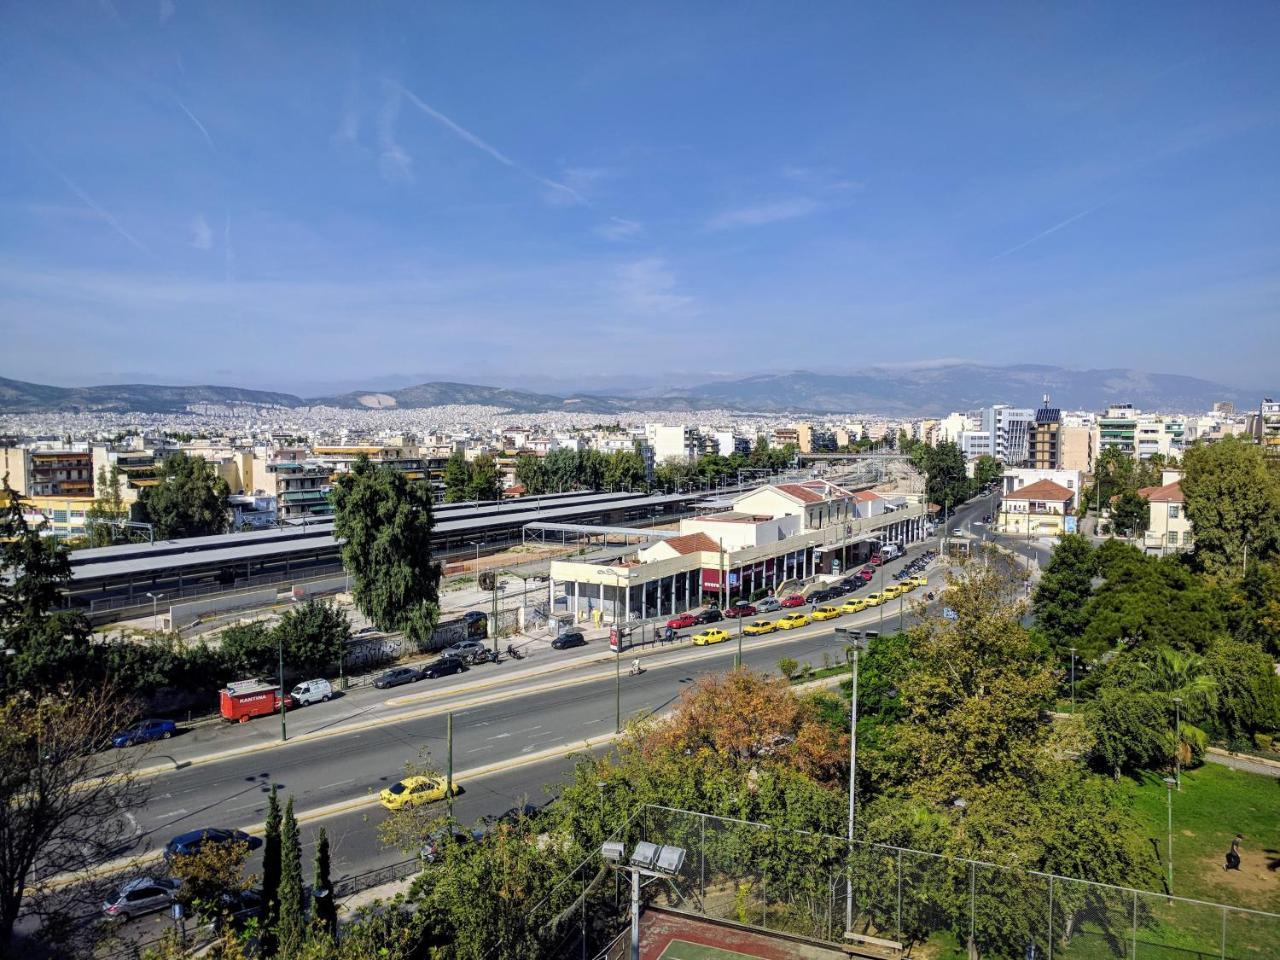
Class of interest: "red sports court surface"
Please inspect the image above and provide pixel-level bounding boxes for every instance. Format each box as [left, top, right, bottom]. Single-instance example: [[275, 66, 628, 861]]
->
[[639, 909, 848, 960]]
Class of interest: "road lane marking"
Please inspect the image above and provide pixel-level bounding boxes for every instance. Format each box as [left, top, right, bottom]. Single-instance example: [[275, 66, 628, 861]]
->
[[318, 779, 355, 791]]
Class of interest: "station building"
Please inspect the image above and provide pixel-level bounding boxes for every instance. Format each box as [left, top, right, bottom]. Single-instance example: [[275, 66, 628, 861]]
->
[[547, 480, 927, 622]]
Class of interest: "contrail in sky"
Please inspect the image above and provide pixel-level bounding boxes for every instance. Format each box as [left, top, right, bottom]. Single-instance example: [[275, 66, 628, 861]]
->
[[992, 203, 1106, 260]]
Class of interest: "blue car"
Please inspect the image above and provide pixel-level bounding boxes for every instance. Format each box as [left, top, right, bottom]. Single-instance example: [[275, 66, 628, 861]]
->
[[164, 828, 259, 862], [111, 719, 177, 748]]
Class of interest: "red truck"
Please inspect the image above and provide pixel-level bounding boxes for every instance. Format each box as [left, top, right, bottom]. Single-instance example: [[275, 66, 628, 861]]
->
[[220, 679, 288, 723]]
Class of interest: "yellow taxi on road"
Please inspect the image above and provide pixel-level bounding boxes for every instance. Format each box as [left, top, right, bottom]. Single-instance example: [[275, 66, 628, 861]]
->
[[692, 627, 731, 646], [883, 584, 907, 599], [864, 592, 887, 606], [380, 775, 458, 811], [777, 613, 810, 630], [811, 605, 842, 621], [910, 575, 929, 589], [839, 599, 867, 615], [743, 620, 776, 636]]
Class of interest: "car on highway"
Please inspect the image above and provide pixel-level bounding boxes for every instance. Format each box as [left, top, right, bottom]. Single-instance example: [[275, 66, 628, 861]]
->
[[839, 599, 867, 615], [755, 596, 781, 613], [101, 876, 181, 921], [422, 655, 467, 679], [373, 666, 422, 689], [692, 608, 723, 625], [692, 627, 730, 646], [724, 602, 757, 618], [779, 595, 807, 608], [164, 828, 259, 862], [777, 613, 810, 630], [811, 605, 842, 621], [743, 619, 776, 636], [665, 613, 698, 630], [863, 592, 886, 606], [443, 639, 490, 663], [380, 775, 458, 811], [111, 718, 177, 748], [551, 630, 587, 650]]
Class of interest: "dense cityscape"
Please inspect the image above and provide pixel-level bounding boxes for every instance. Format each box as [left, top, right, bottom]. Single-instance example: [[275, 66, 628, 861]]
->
[[3, 3, 1280, 960]]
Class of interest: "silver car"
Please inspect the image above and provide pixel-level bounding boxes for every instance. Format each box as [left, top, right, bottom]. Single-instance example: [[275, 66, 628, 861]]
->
[[102, 876, 181, 922], [755, 597, 782, 613]]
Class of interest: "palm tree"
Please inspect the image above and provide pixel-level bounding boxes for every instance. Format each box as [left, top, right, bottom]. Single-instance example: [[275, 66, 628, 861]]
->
[[1146, 646, 1216, 766]]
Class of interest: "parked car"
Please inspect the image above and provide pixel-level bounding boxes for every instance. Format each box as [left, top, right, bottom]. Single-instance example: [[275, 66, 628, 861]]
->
[[462, 611, 488, 625], [724, 603, 756, 618], [863, 592, 887, 607], [692, 628, 730, 646], [551, 630, 587, 650], [743, 620, 776, 636], [380, 775, 458, 811], [665, 613, 698, 630], [422, 656, 467, 679], [755, 596, 781, 613], [858, 569, 875, 582], [811, 605, 842, 621], [111, 719, 177, 748], [779, 594, 807, 608], [164, 828, 259, 862], [777, 613, 810, 630], [910, 575, 929, 588], [839, 599, 867, 615], [101, 876, 181, 921], [443, 639, 489, 663], [289, 679, 332, 706], [869, 553, 884, 566], [497, 802, 543, 824], [420, 825, 488, 862], [209, 888, 264, 933], [373, 666, 421, 689], [693, 609, 723, 625]]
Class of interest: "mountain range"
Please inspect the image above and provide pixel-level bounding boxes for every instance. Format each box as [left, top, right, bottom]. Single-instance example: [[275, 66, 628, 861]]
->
[[0, 365, 1262, 417]]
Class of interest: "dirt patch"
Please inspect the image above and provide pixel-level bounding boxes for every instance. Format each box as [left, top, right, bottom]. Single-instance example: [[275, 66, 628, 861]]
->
[[1199, 852, 1279, 907]]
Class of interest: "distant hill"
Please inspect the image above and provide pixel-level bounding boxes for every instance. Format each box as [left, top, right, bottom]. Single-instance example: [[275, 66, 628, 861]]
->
[[0, 365, 1260, 416], [0, 376, 300, 414]]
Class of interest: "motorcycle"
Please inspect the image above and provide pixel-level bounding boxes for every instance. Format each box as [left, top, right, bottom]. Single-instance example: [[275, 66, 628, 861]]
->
[[505, 644, 525, 660]]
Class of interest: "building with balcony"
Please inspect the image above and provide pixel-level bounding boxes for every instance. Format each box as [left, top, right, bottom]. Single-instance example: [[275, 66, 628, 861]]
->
[[996, 478, 1076, 537], [981, 404, 1034, 465], [1258, 398, 1280, 459], [0, 445, 94, 498], [1139, 475, 1192, 554], [648, 425, 702, 463], [1026, 397, 1061, 469], [267, 461, 333, 521], [1099, 404, 1138, 456]]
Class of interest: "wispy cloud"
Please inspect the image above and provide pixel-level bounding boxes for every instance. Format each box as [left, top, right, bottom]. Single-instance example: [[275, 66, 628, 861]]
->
[[706, 197, 819, 231], [223, 215, 235, 280], [613, 258, 694, 314], [992, 203, 1106, 260], [596, 217, 644, 242], [189, 214, 212, 250], [56, 172, 149, 254], [175, 97, 214, 148], [393, 81, 587, 205], [158, 0, 174, 24], [376, 85, 412, 183]]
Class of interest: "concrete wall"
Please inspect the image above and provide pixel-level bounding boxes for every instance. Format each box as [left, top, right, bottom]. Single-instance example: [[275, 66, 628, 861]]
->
[[168, 589, 278, 628]]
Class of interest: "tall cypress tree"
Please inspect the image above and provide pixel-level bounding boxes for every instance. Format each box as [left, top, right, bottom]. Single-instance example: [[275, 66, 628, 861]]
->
[[260, 785, 282, 955], [277, 796, 305, 955], [312, 826, 337, 941]]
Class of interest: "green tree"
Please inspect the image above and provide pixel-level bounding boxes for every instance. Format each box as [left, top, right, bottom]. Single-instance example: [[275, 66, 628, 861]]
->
[[85, 464, 128, 547], [331, 456, 440, 647], [273, 600, 350, 678], [137, 452, 230, 539], [219, 622, 276, 677], [1182, 435, 1280, 575], [911, 441, 971, 509], [261, 785, 282, 955], [312, 826, 337, 941], [442, 453, 469, 503], [277, 796, 305, 956], [1033, 533, 1096, 653], [541, 449, 581, 491], [603, 450, 647, 491], [1202, 637, 1280, 745], [973, 454, 1002, 490], [170, 839, 252, 921], [1110, 491, 1149, 537], [513, 454, 547, 495], [0, 479, 94, 695], [1085, 687, 1174, 779], [464, 454, 502, 502]]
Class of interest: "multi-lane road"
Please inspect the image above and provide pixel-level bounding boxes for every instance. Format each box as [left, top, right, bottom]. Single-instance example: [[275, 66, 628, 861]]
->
[[64, 493, 1005, 946]]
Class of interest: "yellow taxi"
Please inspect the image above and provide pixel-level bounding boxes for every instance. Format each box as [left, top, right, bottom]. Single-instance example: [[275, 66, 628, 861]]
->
[[743, 619, 776, 636], [692, 627, 731, 646], [380, 775, 458, 811], [863, 592, 886, 606], [811, 605, 842, 621], [884, 584, 906, 599], [910, 575, 929, 589], [839, 599, 867, 615], [777, 613, 810, 630]]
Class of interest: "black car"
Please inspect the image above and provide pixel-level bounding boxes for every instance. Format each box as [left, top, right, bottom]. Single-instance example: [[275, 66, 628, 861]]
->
[[422, 656, 466, 679], [693, 608, 723, 625], [420, 825, 488, 863], [164, 828, 259, 862], [810, 588, 836, 603], [551, 631, 587, 650], [373, 666, 421, 689], [498, 802, 542, 824], [462, 611, 488, 625], [210, 888, 264, 932]]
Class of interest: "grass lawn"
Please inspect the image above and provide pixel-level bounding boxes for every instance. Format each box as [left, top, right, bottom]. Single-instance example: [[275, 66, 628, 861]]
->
[[657, 942, 762, 960]]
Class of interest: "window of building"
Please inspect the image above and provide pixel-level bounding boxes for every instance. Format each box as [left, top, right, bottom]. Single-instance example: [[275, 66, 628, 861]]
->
[[1168, 505, 1179, 519], [1168, 532, 1178, 545]]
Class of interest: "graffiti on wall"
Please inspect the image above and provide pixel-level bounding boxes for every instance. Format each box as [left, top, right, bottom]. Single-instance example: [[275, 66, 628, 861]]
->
[[343, 634, 404, 671]]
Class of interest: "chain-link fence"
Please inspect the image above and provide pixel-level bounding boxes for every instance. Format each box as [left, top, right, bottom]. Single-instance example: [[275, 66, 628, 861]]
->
[[637, 806, 1280, 960]]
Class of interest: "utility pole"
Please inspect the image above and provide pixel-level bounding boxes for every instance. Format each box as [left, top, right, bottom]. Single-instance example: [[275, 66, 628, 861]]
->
[[845, 642, 860, 932], [446, 712, 454, 820], [278, 633, 287, 743], [615, 640, 622, 734], [1070, 647, 1077, 714], [1164, 777, 1177, 895], [1173, 697, 1183, 791]]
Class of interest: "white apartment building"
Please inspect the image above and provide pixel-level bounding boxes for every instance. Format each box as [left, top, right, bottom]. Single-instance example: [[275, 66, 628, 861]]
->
[[958, 430, 992, 459], [981, 405, 1034, 464], [648, 424, 702, 463]]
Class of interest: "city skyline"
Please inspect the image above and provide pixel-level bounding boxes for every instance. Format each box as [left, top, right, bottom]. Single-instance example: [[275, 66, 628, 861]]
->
[[3, 3, 1280, 389]]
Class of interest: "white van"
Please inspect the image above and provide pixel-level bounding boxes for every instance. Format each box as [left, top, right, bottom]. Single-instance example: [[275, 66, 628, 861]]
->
[[290, 679, 333, 706], [881, 543, 902, 561]]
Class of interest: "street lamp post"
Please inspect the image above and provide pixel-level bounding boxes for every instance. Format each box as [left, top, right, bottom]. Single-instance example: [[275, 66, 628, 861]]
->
[[1070, 647, 1077, 714], [844, 637, 863, 932], [1173, 696, 1183, 791], [1164, 776, 1177, 894], [145, 592, 164, 632], [278, 631, 287, 743]]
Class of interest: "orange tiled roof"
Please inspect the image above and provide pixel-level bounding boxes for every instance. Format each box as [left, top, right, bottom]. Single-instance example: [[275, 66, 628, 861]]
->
[[1003, 478, 1074, 502], [662, 532, 721, 555], [1138, 481, 1184, 503]]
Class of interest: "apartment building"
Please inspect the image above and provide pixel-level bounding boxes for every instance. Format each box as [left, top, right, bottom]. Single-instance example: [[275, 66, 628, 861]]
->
[[648, 424, 702, 463], [1099, 404, 1138, 456], [1058, 423, 1096, 472], [0, 444, 94, 498], [981, 405, 1034, 465], [1026, 397, 1061, 469], [958, 431, 992, 459], [1139, 472, 1192, 554], [710, 430, 750, 458], [1002, 467, 1082, 498], [1258, 398, 1280, 459], [267, 460, 333, 521]]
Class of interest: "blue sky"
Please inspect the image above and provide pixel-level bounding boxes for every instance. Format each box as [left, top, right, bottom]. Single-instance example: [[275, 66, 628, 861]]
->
[[2, 1, 1278, 394]]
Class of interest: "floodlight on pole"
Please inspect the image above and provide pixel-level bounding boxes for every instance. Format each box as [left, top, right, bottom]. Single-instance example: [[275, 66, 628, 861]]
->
[[600, 841, 688, 960]]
